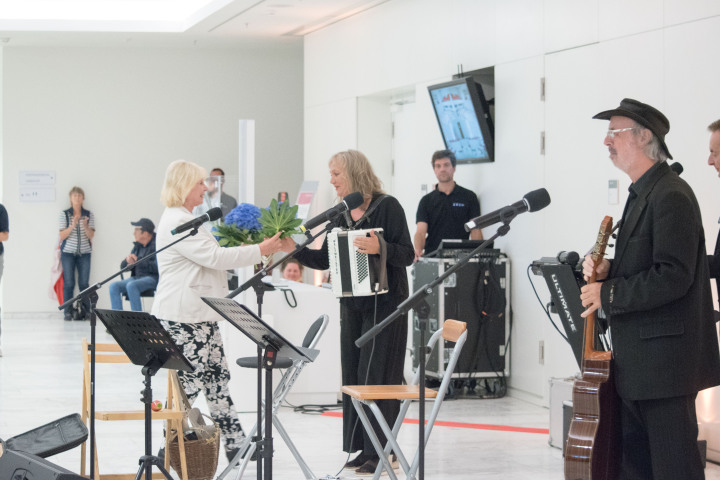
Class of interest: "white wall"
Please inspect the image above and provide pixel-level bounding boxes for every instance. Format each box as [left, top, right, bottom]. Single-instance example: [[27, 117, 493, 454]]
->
[[2, 44, 303, 313], [303, 0, 720, 404]]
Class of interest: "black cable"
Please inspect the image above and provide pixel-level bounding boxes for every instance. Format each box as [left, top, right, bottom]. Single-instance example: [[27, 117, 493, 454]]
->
[[455, 257, 509, 399], [280, 401, 342, 415], [526, 264, 569, 342], [280, 288, 297, 308]]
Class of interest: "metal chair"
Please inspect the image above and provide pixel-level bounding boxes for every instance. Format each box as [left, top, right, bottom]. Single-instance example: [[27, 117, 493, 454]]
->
[[341, 319, 468, 480], [217, 314, 330, 480]]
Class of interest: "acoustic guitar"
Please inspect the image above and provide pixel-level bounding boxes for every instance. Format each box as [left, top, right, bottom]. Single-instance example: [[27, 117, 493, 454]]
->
[[564, 216, 621, 480]]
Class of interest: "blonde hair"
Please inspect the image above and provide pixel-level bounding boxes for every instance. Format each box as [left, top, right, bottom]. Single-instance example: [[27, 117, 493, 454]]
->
[[69, 186, 85, 198], [161, 160, 207, 208], [329, 150, 383, 201]]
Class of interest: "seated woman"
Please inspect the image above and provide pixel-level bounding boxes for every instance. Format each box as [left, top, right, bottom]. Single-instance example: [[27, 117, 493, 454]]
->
[[281, 258, 304, 282]]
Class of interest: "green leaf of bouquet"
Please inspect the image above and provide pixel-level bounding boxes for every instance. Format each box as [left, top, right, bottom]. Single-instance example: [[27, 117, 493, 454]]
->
[[259, 199, 302, 239]]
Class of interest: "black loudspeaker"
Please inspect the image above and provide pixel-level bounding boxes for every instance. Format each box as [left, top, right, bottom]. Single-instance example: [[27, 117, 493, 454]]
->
[[0, 447, 84, 480]]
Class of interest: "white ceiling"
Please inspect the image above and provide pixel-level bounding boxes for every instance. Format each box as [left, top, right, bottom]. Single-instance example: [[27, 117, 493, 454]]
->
[[0, 0, 390, 47]]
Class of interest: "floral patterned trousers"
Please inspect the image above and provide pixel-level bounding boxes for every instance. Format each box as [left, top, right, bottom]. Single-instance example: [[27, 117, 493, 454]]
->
[[165, 320, 245, 451]]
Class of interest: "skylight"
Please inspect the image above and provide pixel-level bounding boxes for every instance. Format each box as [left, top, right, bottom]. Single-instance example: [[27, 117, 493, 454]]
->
[[0, 0, 232, 31]]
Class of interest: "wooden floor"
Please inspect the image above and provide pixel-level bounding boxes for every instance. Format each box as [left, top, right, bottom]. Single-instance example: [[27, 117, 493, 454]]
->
[[1, 313, 719, 479]]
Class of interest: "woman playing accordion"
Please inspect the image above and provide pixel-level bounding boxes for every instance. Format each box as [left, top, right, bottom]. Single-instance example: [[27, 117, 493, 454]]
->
[[291, 150, 414, 475]]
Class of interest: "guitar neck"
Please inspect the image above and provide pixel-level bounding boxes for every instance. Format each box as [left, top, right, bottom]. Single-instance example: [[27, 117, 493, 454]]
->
[[582, 215, 613, 362]]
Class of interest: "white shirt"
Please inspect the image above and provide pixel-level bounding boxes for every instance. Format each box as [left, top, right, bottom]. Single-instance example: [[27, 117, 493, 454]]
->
[[151, 206, 261, 323]]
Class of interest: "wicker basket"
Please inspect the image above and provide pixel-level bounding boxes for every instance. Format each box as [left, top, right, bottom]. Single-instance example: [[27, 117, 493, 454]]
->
[[168, 417, 220, 480]]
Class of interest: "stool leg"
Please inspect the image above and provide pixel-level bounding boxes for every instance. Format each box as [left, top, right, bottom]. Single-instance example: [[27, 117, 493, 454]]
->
[[272, 415, 315, 480], [368, 401, 411, 475], [350, 398, 399, 480]]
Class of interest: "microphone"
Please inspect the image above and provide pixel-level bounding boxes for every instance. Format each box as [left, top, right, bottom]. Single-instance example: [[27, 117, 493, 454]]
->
[[670, 162, 683, 175], [556, 250, 580, 267], [464, 188, 551, 231], [300, 192, 364, 233], [171, 207, 223, 235]]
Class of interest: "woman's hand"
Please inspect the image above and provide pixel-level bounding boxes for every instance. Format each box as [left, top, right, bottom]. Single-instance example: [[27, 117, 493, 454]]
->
[[353, 230, 380, 255], [258, 232, 284, 256]]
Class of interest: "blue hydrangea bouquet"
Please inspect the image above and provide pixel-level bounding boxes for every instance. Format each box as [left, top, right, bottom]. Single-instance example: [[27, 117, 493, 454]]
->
[[213, 199, 302, 247]]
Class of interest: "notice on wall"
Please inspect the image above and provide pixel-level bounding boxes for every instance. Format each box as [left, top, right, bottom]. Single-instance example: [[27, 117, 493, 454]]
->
[[295, 180, 319, 221], [19, 170, 56, 203]]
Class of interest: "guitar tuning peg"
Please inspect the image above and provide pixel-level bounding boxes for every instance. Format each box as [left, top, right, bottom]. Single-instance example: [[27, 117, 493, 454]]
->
[[611, 233, 618, 239], [608, 243, 615, 248]]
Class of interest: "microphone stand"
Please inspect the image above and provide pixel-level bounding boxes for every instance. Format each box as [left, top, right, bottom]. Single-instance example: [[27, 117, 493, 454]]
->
[[355, 214, 517, 480], [59, 228, 201, 480], [225, 224, 331, 480]]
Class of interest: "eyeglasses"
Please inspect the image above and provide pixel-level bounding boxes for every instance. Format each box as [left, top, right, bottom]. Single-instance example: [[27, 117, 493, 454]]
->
[[606, 127, 635, 139]]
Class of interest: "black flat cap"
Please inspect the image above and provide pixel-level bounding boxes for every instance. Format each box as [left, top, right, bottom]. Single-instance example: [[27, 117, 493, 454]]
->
[[131, 218, 155, 234], [593, 98, 672, 159]]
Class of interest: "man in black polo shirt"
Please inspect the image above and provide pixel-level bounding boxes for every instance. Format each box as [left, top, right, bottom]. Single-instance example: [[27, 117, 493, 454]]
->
[[414, 150, 482, 260]]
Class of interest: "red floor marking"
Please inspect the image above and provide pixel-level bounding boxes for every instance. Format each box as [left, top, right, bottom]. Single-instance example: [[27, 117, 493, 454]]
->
[[320, 411, 549, 435]]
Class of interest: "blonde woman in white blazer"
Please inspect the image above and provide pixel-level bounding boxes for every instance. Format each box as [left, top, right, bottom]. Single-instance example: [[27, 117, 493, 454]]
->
[[151, 159, 285, 461]]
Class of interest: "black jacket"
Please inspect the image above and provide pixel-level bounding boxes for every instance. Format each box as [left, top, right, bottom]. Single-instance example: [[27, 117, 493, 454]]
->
[[121, 235, 158, 280], [600, 161, 720, 400]]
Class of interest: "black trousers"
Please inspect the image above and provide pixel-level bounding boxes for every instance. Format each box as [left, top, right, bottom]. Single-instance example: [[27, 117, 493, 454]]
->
[[619, 393, 703, 480], [340, 299, 407, 454]]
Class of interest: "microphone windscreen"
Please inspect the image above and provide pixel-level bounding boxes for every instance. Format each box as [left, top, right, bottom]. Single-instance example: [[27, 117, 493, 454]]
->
[[557, 250, 580, 266], [343, 192, 364, 210], [206, 207, 224, 222], [670, 162, 683, 175], [524, 188, 551, 212]]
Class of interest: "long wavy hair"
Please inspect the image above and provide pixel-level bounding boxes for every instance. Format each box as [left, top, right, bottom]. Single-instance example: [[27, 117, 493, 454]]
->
[[329, 150, 384, 203]]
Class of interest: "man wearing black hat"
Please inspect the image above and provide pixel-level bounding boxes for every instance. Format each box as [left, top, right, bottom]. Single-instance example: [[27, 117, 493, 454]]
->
[[580, 99, 720, 479], [108, 218, 158, 311]]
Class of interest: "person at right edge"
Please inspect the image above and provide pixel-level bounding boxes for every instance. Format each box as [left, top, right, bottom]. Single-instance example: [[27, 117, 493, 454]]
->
[[287, 150, 414, 475], [0, 202, 8, 358], [705, 119, 720, 299], [580, 98, 720, 480]]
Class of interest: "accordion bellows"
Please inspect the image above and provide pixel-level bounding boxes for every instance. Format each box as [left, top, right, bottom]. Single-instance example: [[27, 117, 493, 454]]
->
[[327, 228, 388, 297]]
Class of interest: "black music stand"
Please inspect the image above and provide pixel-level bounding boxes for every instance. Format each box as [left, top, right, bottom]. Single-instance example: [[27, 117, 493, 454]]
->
[[94, 309, 194, 480], [201, 297, 317, 480], [60, 227, 200, 480]]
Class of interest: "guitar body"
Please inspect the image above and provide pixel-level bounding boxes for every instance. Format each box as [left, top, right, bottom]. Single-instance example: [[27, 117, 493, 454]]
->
[[564, 216, 621, 480], [565, 355, 621, 480]]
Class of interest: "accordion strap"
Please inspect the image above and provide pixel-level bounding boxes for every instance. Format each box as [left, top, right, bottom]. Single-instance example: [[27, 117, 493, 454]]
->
[[352, 194, 387, 229]]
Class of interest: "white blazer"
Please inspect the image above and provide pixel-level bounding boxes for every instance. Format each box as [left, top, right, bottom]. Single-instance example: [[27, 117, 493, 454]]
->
[[151, 206, 261, 324]]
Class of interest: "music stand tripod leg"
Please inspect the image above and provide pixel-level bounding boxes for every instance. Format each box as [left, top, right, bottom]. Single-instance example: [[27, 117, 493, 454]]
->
[[262, 345, 277, 480], [134, 361, 174, 480]]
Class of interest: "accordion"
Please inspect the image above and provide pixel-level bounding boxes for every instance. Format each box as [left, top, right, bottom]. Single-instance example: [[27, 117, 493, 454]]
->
[[327, 228, 388, 297]]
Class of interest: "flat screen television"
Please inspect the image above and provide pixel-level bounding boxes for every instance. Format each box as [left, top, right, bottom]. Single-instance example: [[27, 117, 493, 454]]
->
[[428, 76, 494, 163]]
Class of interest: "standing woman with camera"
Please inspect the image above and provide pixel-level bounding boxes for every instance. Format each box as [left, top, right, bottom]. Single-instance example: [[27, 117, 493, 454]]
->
[[58, 186, 95, 321]]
